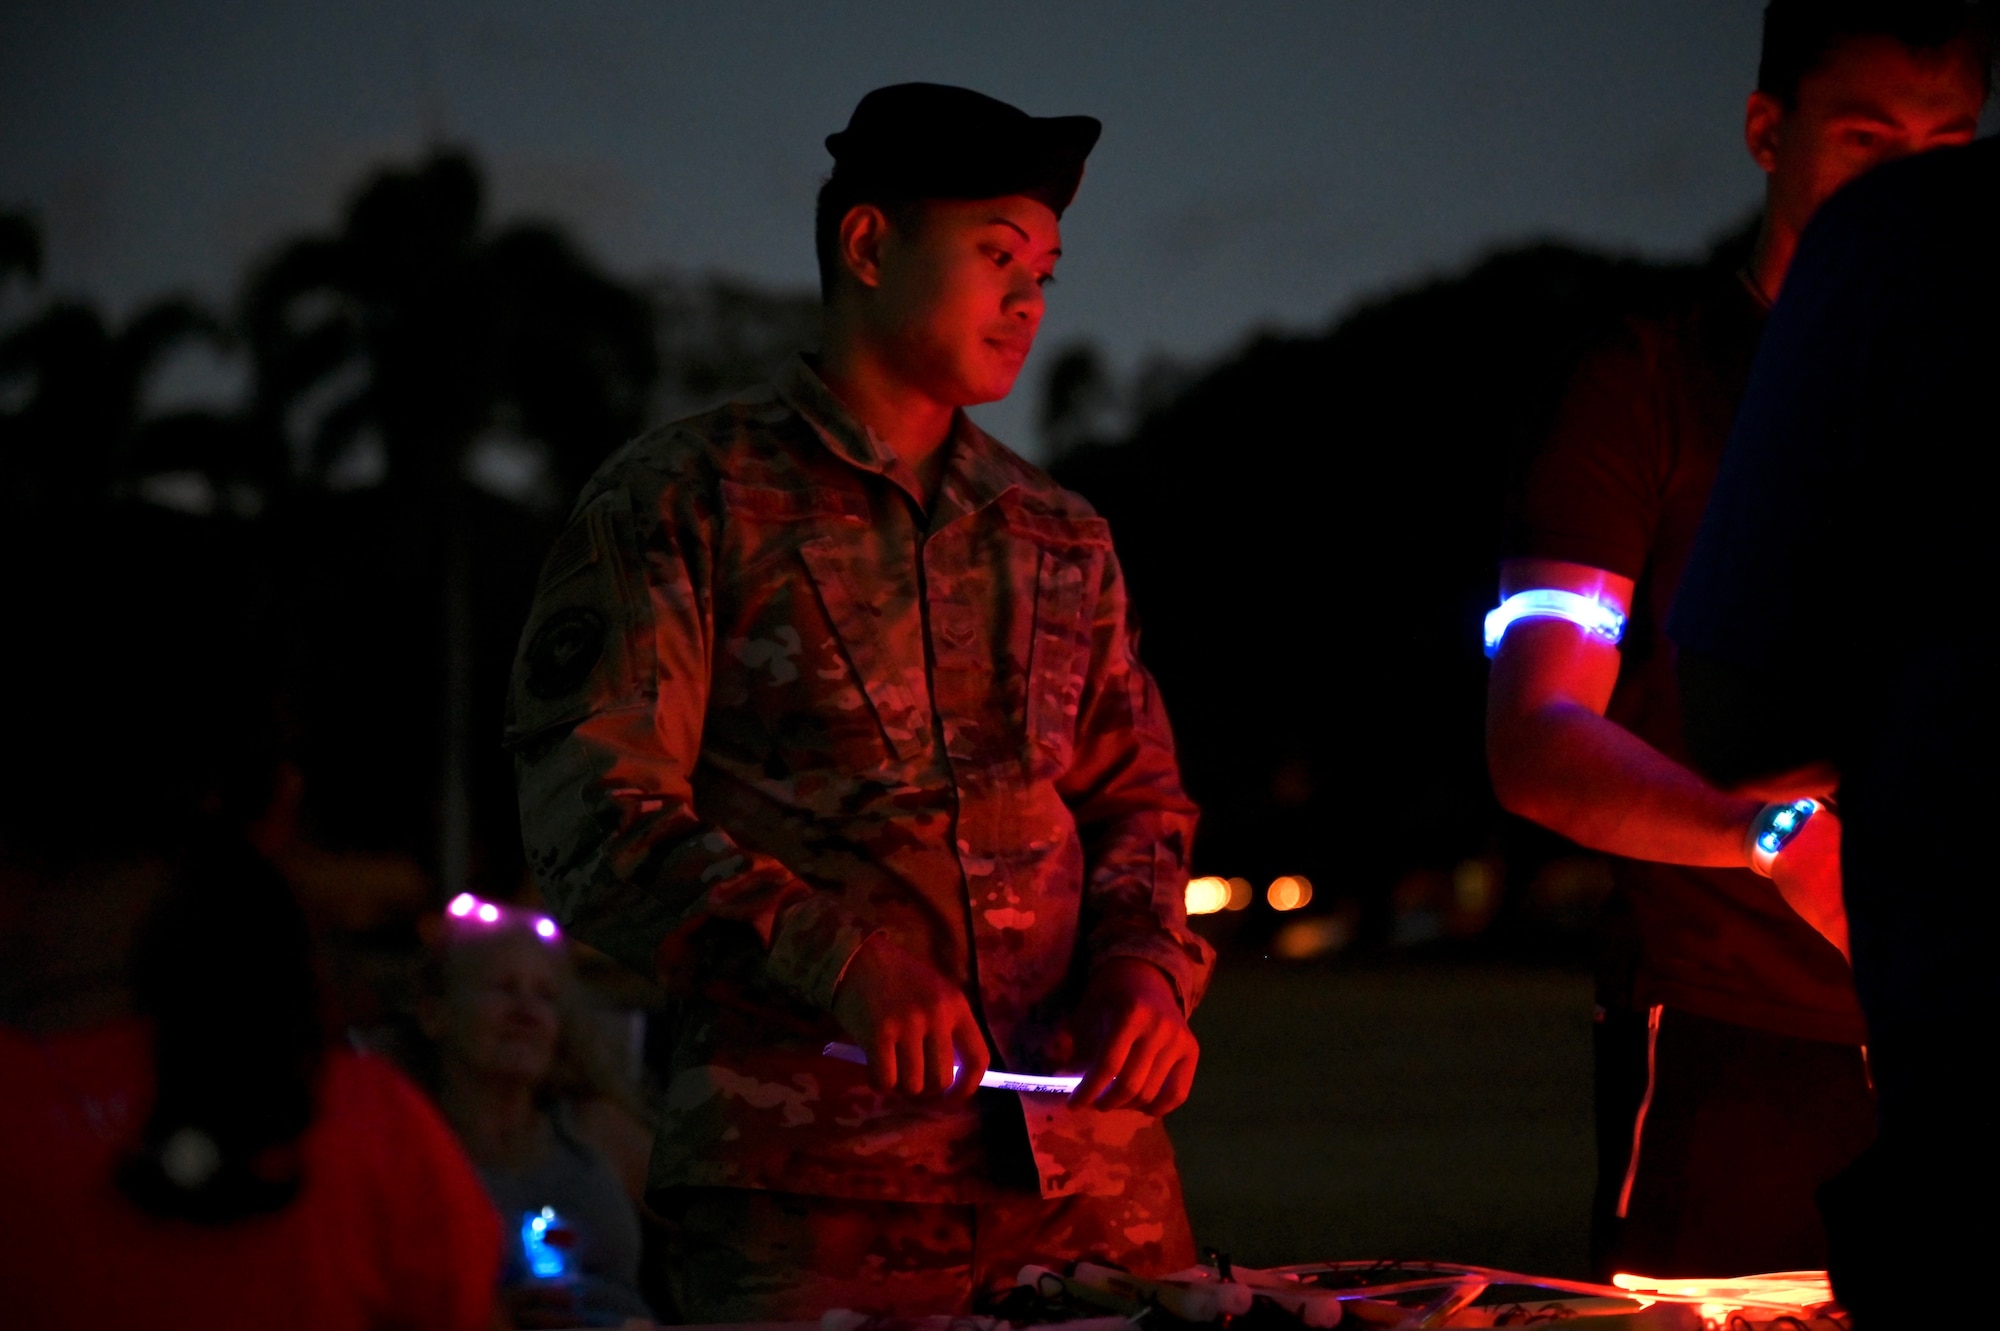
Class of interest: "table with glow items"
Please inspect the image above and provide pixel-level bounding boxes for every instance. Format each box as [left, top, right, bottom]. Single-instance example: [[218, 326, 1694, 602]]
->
[[586, 1261, 1846, 1331]]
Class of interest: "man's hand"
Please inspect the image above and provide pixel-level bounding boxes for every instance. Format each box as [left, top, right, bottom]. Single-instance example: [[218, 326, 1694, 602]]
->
[[1068, 957, 1199, 1115], [1767, 807, 1850, 962], [831, 934, 988, 1101]]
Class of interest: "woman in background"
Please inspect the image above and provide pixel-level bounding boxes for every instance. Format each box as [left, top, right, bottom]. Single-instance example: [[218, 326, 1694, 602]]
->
[[0, 517, 502, 1331], [418, 899, 656, 1328]]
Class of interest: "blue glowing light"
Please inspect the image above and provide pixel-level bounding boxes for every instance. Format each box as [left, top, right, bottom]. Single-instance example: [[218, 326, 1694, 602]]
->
[[1756, 799, 1818, 855], [1483, 589, 1628, 658], [521, 1206, 569, 1280]]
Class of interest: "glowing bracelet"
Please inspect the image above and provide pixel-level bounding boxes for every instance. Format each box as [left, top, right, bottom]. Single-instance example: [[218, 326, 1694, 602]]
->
[[822, 1041, 1083, 1094], [1747, 798, 1819, 876], [521, 1207, 571, 1279], [1484, 588, 1627, 658]]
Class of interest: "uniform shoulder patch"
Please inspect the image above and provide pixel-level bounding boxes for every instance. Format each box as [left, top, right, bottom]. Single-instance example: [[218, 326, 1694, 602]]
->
[[524, 606, 608, 700]]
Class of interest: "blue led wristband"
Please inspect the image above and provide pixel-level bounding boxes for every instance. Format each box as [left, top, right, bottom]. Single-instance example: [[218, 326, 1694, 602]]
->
[[1484, 589, 1628, 658], [1747, 798, 1819, 877]]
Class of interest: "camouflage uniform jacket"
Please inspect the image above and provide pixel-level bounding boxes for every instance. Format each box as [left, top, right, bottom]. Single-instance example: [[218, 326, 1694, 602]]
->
[[506, 358, 1214, 1205]]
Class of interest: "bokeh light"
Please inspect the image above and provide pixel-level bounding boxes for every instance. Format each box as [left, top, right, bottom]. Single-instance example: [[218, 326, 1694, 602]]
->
[[1272, 914, 1353, 960], [1267, 875, 1314, 911], [1225, 877, 1253, 910], [1185, 875, 1232, 915], [447, 892, 476, 917], [1452, 858, 1497, 916]]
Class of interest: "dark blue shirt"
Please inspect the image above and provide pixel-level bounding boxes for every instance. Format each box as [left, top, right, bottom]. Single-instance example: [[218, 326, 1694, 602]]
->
[[1672, 138, 1999, 1056]]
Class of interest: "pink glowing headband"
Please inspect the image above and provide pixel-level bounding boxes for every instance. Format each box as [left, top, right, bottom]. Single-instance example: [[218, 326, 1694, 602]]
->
[[445, 892, 561, 941]]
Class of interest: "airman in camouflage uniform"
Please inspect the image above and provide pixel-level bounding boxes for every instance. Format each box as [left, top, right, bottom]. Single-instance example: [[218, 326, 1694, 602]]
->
[[507, 83, 1213, 1319]]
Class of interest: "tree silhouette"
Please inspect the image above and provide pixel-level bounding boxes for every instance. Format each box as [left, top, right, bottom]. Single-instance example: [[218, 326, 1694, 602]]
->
[[1052, 239, 1730, 946], [0, 210, 251, 523], [648, 272, 820, 423], [239, 150, 657, 894], [1039, 341, 1119, 458], [0, 210, 42, 293]]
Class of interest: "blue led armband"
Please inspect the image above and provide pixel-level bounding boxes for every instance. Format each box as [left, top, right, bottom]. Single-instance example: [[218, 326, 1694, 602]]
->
[[1747, 798, 1819, 877], [1483, 589, 1628, 658]]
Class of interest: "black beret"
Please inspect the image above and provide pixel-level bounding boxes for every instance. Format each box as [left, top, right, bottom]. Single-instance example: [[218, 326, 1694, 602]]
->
[[825, 83, 1102, 218]]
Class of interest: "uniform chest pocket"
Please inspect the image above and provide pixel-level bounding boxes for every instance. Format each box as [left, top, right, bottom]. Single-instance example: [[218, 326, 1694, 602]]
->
[[719, 479, 870, 568], [715, 481, 921, 762], [1018, 518, 1110, 775], [797, 537, 931, 764]]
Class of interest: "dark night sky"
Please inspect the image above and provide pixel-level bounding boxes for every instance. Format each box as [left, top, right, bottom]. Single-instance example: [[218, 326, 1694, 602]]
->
[[3, 1, 1817, 453]]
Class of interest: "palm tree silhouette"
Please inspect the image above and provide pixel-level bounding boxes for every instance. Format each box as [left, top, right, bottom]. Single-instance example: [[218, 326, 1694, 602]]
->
[[1, 209, 257, 523], [239, 151, 656, 896]]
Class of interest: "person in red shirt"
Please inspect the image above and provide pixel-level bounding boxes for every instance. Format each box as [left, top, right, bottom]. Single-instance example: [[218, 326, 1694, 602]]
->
[[0, 1019, 503, 1331], [1485, 0, 1988, 1280], [0, 525, 502, 1331]]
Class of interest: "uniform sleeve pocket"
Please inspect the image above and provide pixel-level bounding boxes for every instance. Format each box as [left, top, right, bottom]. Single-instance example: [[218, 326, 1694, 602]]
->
[[1021, 520, 1110, 774], [505, 488, 657, 748]]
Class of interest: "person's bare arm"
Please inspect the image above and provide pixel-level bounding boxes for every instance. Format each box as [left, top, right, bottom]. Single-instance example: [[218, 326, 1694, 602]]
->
[[1486, 558, 1767, 864], [1486, 557, 1847, 955], [571, 1097, 654, 1202]]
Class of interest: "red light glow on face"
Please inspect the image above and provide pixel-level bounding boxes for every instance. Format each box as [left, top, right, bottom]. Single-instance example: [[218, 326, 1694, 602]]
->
[[867, 195, 1061, 408], [1753, 36, 1985, 250]]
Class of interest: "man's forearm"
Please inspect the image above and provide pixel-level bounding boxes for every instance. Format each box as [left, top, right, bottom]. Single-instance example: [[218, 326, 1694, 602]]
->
[[1488, 697, 1763, 868], [519, 710, 876, 1009]]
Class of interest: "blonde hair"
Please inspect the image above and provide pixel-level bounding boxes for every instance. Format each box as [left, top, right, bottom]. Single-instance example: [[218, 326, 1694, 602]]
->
[[415, 918, 648, 1122]]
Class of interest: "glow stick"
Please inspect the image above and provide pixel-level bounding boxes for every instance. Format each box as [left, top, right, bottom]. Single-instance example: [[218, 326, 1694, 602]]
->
[[1612, 1270, 1835, 1318], [821, 1041, 1083, 1094]]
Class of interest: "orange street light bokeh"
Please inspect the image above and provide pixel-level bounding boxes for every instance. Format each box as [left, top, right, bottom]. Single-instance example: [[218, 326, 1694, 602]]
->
[[1225, 877, 1254, 910], [1267, 875, 1314, 911], [1185, 875, 1232, 916]]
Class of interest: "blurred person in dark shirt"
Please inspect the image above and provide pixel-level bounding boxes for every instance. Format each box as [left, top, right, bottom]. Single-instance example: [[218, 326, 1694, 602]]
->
[[1484, 0, 1988, 1278], [0, 517, 502, 1331], [1673, 134, 1999, 1325]]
